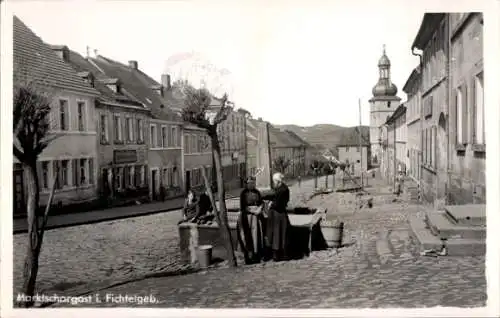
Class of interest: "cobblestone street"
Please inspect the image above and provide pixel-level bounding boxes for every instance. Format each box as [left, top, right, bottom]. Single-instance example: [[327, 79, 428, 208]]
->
[[12, 179, 315, 297], [43, 176, 485, 308]]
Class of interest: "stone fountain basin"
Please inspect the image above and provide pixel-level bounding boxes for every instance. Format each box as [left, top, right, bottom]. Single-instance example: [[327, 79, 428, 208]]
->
[[179, 206, 326, 264]]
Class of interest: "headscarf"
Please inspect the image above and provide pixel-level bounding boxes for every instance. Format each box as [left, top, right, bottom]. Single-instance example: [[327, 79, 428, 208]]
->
[[272, 172, 284, 183]]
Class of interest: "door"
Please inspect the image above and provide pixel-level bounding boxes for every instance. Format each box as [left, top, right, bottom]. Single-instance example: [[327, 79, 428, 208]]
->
[[185, 170, 191, 192], [101, 168, 109, 197], [13, 170, 25, 217], [151, 170, 158, 201]]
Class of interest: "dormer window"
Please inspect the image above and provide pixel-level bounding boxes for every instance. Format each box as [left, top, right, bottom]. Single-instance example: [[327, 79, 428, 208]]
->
[[50, 45, 70, 62], [151, 84, 164, 97], [77, 71, 95, 88], [99, 78, 121, 94]]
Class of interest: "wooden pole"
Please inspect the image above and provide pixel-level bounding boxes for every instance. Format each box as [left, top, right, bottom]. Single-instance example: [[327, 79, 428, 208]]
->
[[358, 98, 363, 188]]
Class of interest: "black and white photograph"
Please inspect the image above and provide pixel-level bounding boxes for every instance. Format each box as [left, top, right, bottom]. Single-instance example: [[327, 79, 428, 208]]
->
[[1, 0, 499, 317]]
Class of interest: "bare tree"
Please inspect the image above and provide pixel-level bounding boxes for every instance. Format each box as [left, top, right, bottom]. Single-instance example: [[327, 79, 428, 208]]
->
[[13, 82, 59, 307], [180, 84, 237, 267], [272, 156, 290, 175]]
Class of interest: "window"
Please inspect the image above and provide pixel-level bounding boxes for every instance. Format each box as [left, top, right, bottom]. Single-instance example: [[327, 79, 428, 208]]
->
[[137, 119, 144, 142], [41, 161, 49, 189], [126, 118, 134, 142], [61, 160, 69, 187], [116, 167, 123, 190], [474, 72, 485, 145], [100, 114, 109, 143], [161, 126, 167, 148], [456, 88, 464, 144], [170, 126, 176, 147], [89, 158, 94, 184], [59, 99, 69, 131], [140, 166, 145, 186], [150, 124, 157, 147], [77, 101, 86, 131], [114, 115, 122, 142], [80, 158, 87, 184], [129, 166, 135, 186], [184, 135, 190, 154]]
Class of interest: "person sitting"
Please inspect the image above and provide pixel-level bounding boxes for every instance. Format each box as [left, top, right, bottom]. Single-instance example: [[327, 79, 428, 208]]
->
[[178, 189, 199, 224], [196, 189, 216, 224]]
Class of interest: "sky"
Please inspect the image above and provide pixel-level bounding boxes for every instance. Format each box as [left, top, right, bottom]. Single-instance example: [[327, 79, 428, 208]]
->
[[6, 0, 480, 127]]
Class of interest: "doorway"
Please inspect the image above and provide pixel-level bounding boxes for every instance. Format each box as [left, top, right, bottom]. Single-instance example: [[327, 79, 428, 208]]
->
[[185, 170, 191, 193], [151, 169, 158, 201]]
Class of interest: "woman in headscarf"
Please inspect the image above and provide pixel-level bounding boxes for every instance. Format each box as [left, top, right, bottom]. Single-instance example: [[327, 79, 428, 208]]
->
[[266, 172, 290, 262], [237, 176, 265, 264]]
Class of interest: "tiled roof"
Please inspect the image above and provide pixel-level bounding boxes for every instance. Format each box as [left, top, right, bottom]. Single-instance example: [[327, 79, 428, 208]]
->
[[64, 50, 145, 108], [283, 130, 312, 148], [337, 126, 371, 147], [89, 56, 182, 122], [13, 16, 99, 96]]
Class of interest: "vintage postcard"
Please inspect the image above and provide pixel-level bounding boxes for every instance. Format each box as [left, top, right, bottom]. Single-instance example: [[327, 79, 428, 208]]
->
[[0, 0, 499, 317]]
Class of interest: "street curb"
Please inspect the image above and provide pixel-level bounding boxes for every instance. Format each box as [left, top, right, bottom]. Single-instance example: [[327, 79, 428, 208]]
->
[[13, 194, 239, 235]]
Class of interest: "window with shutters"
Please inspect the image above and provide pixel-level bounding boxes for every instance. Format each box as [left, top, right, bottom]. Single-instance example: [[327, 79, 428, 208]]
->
[[61, 160, 69, 187], [80, 159, 87, 184], [455, 85, 467, 146], [474, 72, 485, 145], [184, 135, 190, 154], [59, 99, 69, 131], [125, 117, 134, 142], [100, 114, 109, 144], [150, 124, 157, 148], [137, 119, 144, 143], [41, 161, 49, 189], [114, 115, 123, 142], [77, 101, 86, 131], [161, 125, 167, 148]]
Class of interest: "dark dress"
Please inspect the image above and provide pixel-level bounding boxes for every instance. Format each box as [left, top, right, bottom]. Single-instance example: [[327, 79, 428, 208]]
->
[[266, 183, 290, 254], [237, 188, 265, 263]]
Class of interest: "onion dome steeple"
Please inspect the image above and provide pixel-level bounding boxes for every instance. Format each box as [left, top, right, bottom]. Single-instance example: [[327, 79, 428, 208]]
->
[[372, 45, 398, 97]]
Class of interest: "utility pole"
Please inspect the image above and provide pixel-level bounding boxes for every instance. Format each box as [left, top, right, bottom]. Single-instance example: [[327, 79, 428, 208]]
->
[[358, 98, 363, 188]]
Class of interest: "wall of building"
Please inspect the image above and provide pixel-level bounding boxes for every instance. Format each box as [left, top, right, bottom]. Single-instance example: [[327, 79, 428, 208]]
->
[[95, 105, 150, 202], [419, 16, 448, 208], [406, 82, 422, 182], [148, 119, 183, 199], [182, 127, 213, 192], [369, 97, 400, 165], [448, 13, 485, 205], [337, 146, 369, 176], [395, 111, 407, 172], [33, 92, 99, 207]]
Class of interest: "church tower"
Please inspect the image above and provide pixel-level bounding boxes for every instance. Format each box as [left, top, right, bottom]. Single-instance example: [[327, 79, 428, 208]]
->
[[369, 45, 401, 166]]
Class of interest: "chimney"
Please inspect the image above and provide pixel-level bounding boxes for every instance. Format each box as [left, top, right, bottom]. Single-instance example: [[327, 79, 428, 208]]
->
[[128, 60, 138, 70], [161, 74, 171, 90]]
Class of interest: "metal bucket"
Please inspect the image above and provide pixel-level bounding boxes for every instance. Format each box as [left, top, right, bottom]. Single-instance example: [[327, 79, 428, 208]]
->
[[196, 245, 213, 269]]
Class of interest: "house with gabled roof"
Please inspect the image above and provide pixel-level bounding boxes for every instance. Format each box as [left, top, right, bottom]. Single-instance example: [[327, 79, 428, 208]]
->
[[87, 56, 184, 200], [13, 16, 101, 215], [57, 48, 152, 204], [336, 127, 371, 176]]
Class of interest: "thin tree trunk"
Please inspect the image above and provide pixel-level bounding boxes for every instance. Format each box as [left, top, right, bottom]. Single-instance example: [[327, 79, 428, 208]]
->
[[325, 173, 328, 189], [210, 134, 237, 267], [21, 162, 57, 308], [21, 162, 40, 308]]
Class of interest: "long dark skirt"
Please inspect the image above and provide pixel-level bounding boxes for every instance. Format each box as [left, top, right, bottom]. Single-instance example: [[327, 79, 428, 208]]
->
[[266, 209, 289, 252], [237, 211, 265, 263]]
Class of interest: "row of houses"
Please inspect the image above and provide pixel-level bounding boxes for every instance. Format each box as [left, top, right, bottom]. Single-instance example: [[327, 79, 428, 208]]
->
[[379, 13, 485, 208], [12, 16, 311, 216]]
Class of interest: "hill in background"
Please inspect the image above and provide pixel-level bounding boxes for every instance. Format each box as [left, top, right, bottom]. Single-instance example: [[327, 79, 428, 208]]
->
[[276, 123, 370, 158]]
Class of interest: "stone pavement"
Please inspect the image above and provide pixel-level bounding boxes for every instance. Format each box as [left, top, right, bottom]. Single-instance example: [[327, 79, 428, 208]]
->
[[47, 180, 486, 308], [13, 179, 317, 300]]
